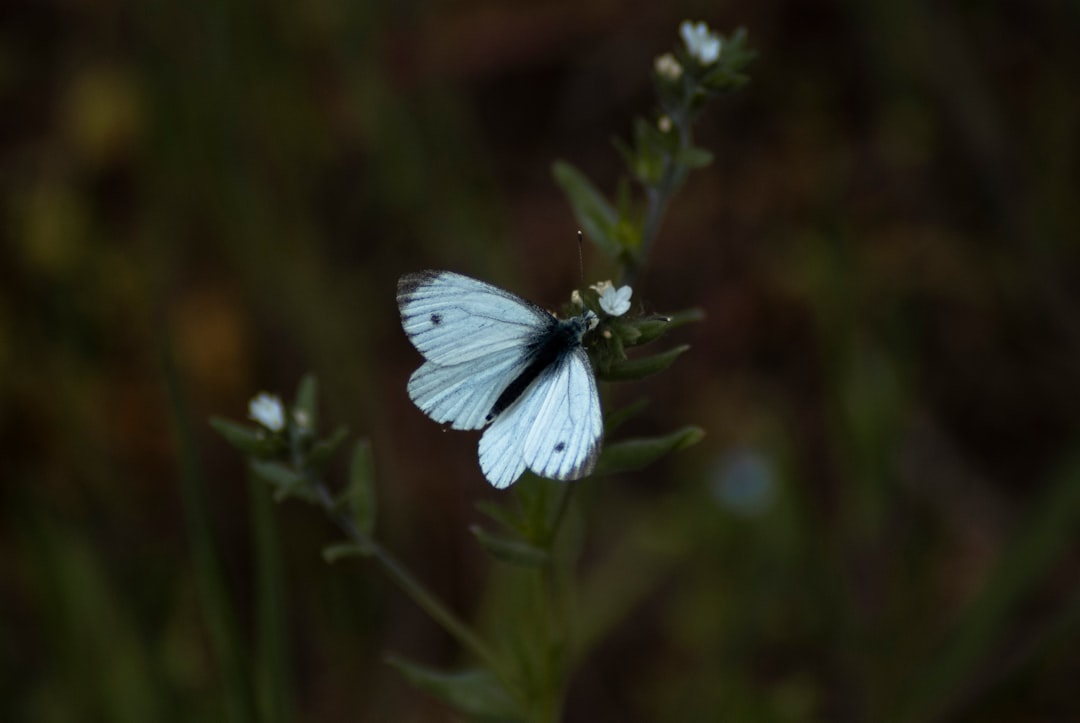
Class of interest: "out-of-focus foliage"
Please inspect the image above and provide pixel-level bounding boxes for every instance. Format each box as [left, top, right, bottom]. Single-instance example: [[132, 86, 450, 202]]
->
[[2, 0, 1079, 721]]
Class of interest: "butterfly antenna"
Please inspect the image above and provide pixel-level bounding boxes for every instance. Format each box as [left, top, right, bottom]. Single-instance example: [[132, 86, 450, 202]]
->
[[576, 230, 585, 283]]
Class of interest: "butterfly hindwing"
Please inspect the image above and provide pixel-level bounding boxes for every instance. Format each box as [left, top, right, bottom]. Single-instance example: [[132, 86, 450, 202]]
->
[[407, 346, 529, 430], [522, 346, 602, 480], [479, 346, 602, 488]]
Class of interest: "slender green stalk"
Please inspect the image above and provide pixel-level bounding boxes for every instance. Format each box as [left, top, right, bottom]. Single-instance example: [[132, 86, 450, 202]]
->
[[161, 340, 255, 723], [545, 481, 577, 546], [250, 474, 292, 723], [622, 109, 691, 287], [310, 484, 504, 676]]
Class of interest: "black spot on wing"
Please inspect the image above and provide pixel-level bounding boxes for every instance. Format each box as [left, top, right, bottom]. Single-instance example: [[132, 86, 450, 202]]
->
[[430, 313, 442, 325], [554, 442, 565, 453]]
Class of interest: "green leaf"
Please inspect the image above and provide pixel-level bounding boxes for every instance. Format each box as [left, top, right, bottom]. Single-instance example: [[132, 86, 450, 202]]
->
[[613, 215, 643, 254], [347, 440, 377, 537], [604, 398, 650, 434], [722, 26, 756, 69], [600, 344, 690, 381], [551, 160, 621, 258], [678, 146, 714, 169], [250, 460, 303, 489], [470, 525, 550, 568], [621, 316, 668, 346], [665, 307, 706, 328], [475, 500, 522, 534], [209, 416, 269, 456], [594, 426, 705, 476], [250, 460, 316, 503], [386, 657, 521, 721], [306, 425, 349, 473], [322, 542, 375, 562], [630, 117, 665, 185], [619, 308, 702, 347], [612, 136, 636, 180], [702, 67, 751, 93]]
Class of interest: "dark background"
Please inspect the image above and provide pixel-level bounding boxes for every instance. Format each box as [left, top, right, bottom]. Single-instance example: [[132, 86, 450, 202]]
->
[[3, 0, 1079, 720]]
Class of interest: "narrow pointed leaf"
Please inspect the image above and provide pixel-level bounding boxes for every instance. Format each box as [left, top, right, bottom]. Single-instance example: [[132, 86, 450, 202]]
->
[[604, 398, 650, 435], [209, 417, 268, 455], [470, 525, 550, 568], [551, 160, 621, 258], [322, 542, 375, 562], [306, 426, 349, 473], [665, 307, 706, 329], [613, 308, 701, 348], [251, 460, 303, 489], [594, 426, 705, 476], [250, 461, 317, 503], [475, 500, 522, 534], [600, 344, 690, 381], [678, 146, 714, 169], [386, 657, 521, 720]]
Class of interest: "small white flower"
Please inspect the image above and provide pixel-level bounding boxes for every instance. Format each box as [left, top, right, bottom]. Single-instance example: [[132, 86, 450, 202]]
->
[[680, 20, 722, 65], [654, 53, 683, 81], [570, 289, 584, 307], [598, 284, 633, 317], [248, 392, 285, 432], [658, 115, 673, 133]]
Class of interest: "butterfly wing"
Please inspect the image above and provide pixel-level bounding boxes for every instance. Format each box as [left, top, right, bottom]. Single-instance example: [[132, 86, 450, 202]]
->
[[398, 271, 553, 365], [478, 346, 602, 489], [398, 271, 554, 430], [407, 350, 527, 430]]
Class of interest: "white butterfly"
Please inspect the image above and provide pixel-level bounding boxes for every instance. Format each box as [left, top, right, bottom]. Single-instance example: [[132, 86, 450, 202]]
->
[[397, 270, 603, 489]]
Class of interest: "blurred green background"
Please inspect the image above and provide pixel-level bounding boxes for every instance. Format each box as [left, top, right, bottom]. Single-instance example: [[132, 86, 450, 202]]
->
[[3, 0, 1079, 721]]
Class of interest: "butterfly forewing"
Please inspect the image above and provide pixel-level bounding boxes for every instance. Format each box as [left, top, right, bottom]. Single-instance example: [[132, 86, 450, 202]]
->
[[398, 271, 553, 366]]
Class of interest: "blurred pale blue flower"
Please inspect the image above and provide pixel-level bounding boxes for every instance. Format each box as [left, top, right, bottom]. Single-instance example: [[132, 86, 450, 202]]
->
[[592, 281, 633, 316], [249, 392, 285, 432], [711, 447, 776, 516], [680, 20, 722, 65]]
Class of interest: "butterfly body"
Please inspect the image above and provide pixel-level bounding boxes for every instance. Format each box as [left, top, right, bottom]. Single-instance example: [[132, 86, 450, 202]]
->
[[487, 316, 588, 422], [397, 270, 602, 488]]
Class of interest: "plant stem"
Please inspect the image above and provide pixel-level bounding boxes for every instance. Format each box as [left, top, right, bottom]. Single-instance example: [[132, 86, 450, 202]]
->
[[311, 483, 505, 675], [546, 481, 577, 546], [621, 108, 692, 287]]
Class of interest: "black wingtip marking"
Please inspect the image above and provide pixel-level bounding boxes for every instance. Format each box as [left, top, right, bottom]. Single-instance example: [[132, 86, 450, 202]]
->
[[397, 270, 441, 300]]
